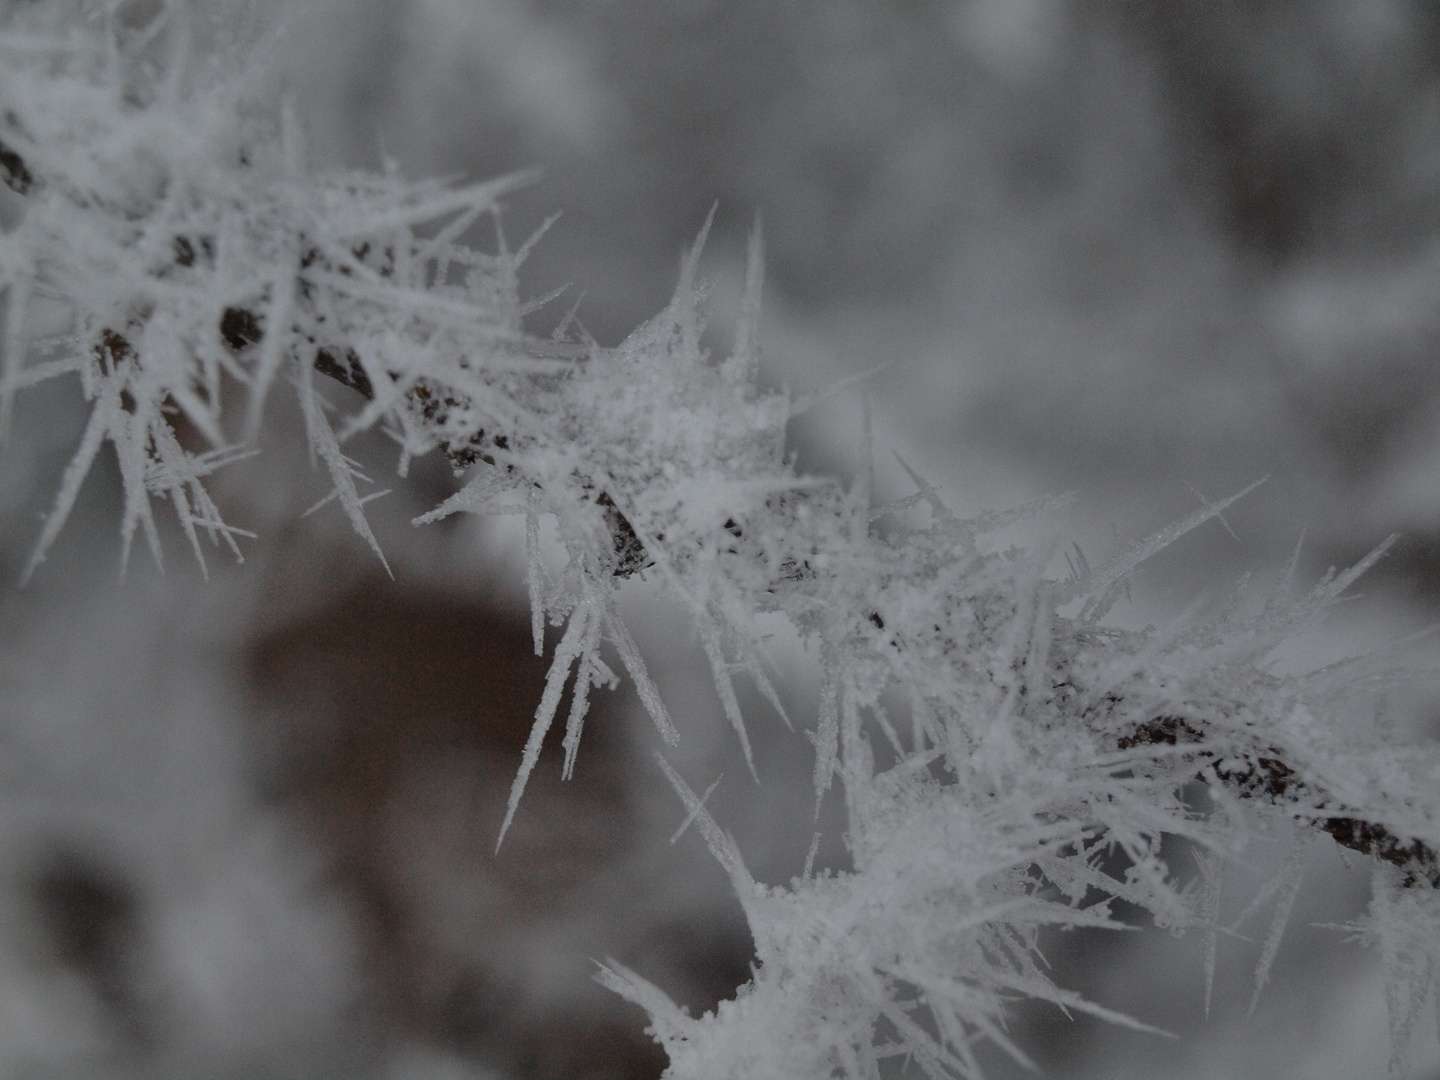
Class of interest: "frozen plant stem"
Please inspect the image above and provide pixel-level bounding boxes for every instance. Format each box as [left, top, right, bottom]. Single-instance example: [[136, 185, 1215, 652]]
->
[[3, 7, 1440, 1077]]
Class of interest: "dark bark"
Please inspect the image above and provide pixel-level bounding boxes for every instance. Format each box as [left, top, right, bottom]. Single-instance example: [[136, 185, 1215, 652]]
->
[[0, 136, 33, 195], [1119, 714, 1440, 888]]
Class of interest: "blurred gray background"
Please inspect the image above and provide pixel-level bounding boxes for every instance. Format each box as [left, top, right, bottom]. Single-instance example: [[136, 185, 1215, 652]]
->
[[3, 0, 1440, 1077]]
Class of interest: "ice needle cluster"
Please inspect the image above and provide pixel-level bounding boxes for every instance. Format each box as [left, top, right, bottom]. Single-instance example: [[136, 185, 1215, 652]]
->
[[3, 6, 1440, 1077]]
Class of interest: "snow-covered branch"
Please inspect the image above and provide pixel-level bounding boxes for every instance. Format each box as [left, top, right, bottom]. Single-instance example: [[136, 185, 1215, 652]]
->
[[3, 6, 1439, 1077]]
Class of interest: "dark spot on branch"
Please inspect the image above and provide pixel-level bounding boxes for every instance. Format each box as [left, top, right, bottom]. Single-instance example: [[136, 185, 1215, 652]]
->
[[94, 329, 139, 411], [219, 306, 262, 352], [1319, 817, 1440, 888], [95, 329, 133, 370], [315, 345, 374, 399], [1115, 714, 1440, 888], [409, 381, 499, 471], [596, 490, 649, 578], [1116, 715, 1204, 750], [0, 136, 34, 195], [777, 557, 815, 584]]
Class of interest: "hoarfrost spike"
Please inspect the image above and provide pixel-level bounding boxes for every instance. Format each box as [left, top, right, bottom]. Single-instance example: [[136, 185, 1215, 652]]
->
[[497, 603, 590, 851]]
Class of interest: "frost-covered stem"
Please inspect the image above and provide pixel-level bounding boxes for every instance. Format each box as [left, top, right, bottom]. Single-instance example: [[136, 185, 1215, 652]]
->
[[7, 14, 1440, 1074], [1118, 714, 1440, 887]]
